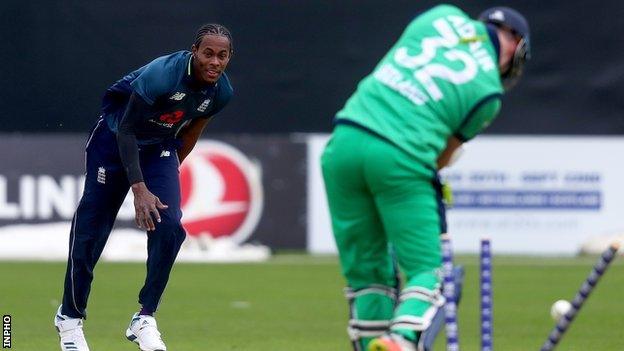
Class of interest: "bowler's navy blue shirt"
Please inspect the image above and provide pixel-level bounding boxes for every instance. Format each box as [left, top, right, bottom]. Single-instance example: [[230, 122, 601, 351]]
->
[[101, 50, 233, 145]]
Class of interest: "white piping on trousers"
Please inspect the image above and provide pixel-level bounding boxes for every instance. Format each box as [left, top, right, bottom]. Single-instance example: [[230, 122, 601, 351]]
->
[[69, 212, 79, 314]]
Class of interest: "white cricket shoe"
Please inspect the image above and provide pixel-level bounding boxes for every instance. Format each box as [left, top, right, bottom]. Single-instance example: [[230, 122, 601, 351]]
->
[[125, 313, 167, 351], [54, 306, 90, 351]]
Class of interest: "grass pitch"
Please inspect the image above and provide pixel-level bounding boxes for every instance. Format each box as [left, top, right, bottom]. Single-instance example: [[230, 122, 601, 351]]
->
[[1, 254, 622, 350]]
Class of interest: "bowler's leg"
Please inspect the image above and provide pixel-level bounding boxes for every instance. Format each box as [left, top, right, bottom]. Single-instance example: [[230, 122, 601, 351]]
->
[[61, 122, 129, 318], [137, 146, 186, 313]]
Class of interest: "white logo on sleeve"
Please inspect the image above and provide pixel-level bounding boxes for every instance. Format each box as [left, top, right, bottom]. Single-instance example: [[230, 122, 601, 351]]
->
[[197, 99, 211, 112], [97, 167, 106, 184], [169, 92, 186, 101], [160, 150, 171, 157]]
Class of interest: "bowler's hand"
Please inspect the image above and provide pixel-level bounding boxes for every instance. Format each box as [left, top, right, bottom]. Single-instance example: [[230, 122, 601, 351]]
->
[[131, 182, 168, 231]]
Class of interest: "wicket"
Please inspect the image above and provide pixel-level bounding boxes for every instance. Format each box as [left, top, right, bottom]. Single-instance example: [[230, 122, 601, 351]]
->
[[441, 235, 619, 351], [480, 239, 493, 351], [539, 242, 620, 351], [441, 235, 492, 351], [441, 234, 459, 351]]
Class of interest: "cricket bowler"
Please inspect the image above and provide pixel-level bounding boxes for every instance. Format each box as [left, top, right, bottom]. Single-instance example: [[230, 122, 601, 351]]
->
[[321, 5, 530, 351], [54, 24, 234, 351]]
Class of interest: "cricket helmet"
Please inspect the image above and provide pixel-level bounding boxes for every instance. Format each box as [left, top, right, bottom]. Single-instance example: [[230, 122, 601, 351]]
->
[[479, 6, 531, 89]]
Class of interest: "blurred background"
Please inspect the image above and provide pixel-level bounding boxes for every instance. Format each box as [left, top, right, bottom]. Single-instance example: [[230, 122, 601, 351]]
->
[[3, 1, 624, 134], [1, 1, 623, 350], [1, 0, 623, 257]]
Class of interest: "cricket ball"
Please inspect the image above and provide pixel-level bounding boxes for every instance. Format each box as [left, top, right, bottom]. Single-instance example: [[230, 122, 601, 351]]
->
[[550, 300, 572, 320]]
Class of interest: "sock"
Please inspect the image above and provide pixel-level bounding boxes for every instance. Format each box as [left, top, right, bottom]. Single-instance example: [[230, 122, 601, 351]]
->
[[139, 306, 154, 316]]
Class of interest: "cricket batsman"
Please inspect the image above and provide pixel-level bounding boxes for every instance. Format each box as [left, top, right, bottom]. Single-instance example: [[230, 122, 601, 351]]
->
[[321, 5, 530, 351], [53, 24, 234, 351]]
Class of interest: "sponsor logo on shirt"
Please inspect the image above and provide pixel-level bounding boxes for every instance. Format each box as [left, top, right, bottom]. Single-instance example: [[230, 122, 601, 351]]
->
[[169, 92, 186, 101], [149, 119, 174, 128], [197, 99, 211, 113], [159, 110, 185, 124], [147, 110, 185, 128]]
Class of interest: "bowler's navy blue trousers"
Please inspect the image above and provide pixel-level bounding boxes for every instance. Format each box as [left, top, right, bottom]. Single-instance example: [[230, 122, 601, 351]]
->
[[61, 118, 186, 319]]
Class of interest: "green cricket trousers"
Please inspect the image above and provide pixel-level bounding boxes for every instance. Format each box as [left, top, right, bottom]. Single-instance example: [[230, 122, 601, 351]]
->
[[321, 123, 446, 349]]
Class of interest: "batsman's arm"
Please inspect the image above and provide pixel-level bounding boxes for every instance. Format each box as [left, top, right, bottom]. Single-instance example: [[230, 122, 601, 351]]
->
[[438, 96, 502, 169], [437, 136, 463, 169], [176, 116, 212, 164]]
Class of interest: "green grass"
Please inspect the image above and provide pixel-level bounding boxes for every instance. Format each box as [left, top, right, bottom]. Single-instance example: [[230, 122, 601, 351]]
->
[[1, 254, 623, 350]]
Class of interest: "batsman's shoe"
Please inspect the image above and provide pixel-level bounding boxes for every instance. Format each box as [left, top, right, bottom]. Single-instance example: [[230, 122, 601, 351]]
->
[[54, 306, 90, 351], [126, 313, 167, 351], [368, 333, 416, 351]]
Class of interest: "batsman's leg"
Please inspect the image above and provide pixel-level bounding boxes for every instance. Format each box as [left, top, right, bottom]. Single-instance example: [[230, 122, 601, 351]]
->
[[321, 126, 399, 350], [366, 142, 447, 349], [419, 265, 464, 351]]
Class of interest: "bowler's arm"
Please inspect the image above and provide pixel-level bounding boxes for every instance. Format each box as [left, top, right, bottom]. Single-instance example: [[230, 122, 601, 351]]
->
[[176, 117, 212, 164]]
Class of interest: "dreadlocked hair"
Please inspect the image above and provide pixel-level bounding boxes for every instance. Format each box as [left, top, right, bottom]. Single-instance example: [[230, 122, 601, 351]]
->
[[193, 23, 233, 53]]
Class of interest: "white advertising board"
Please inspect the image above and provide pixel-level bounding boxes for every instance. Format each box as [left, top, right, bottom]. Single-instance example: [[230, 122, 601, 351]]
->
[[307, 135, 338, 254], [0, 138, 271, 262], [307, 135, 624, 255]]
